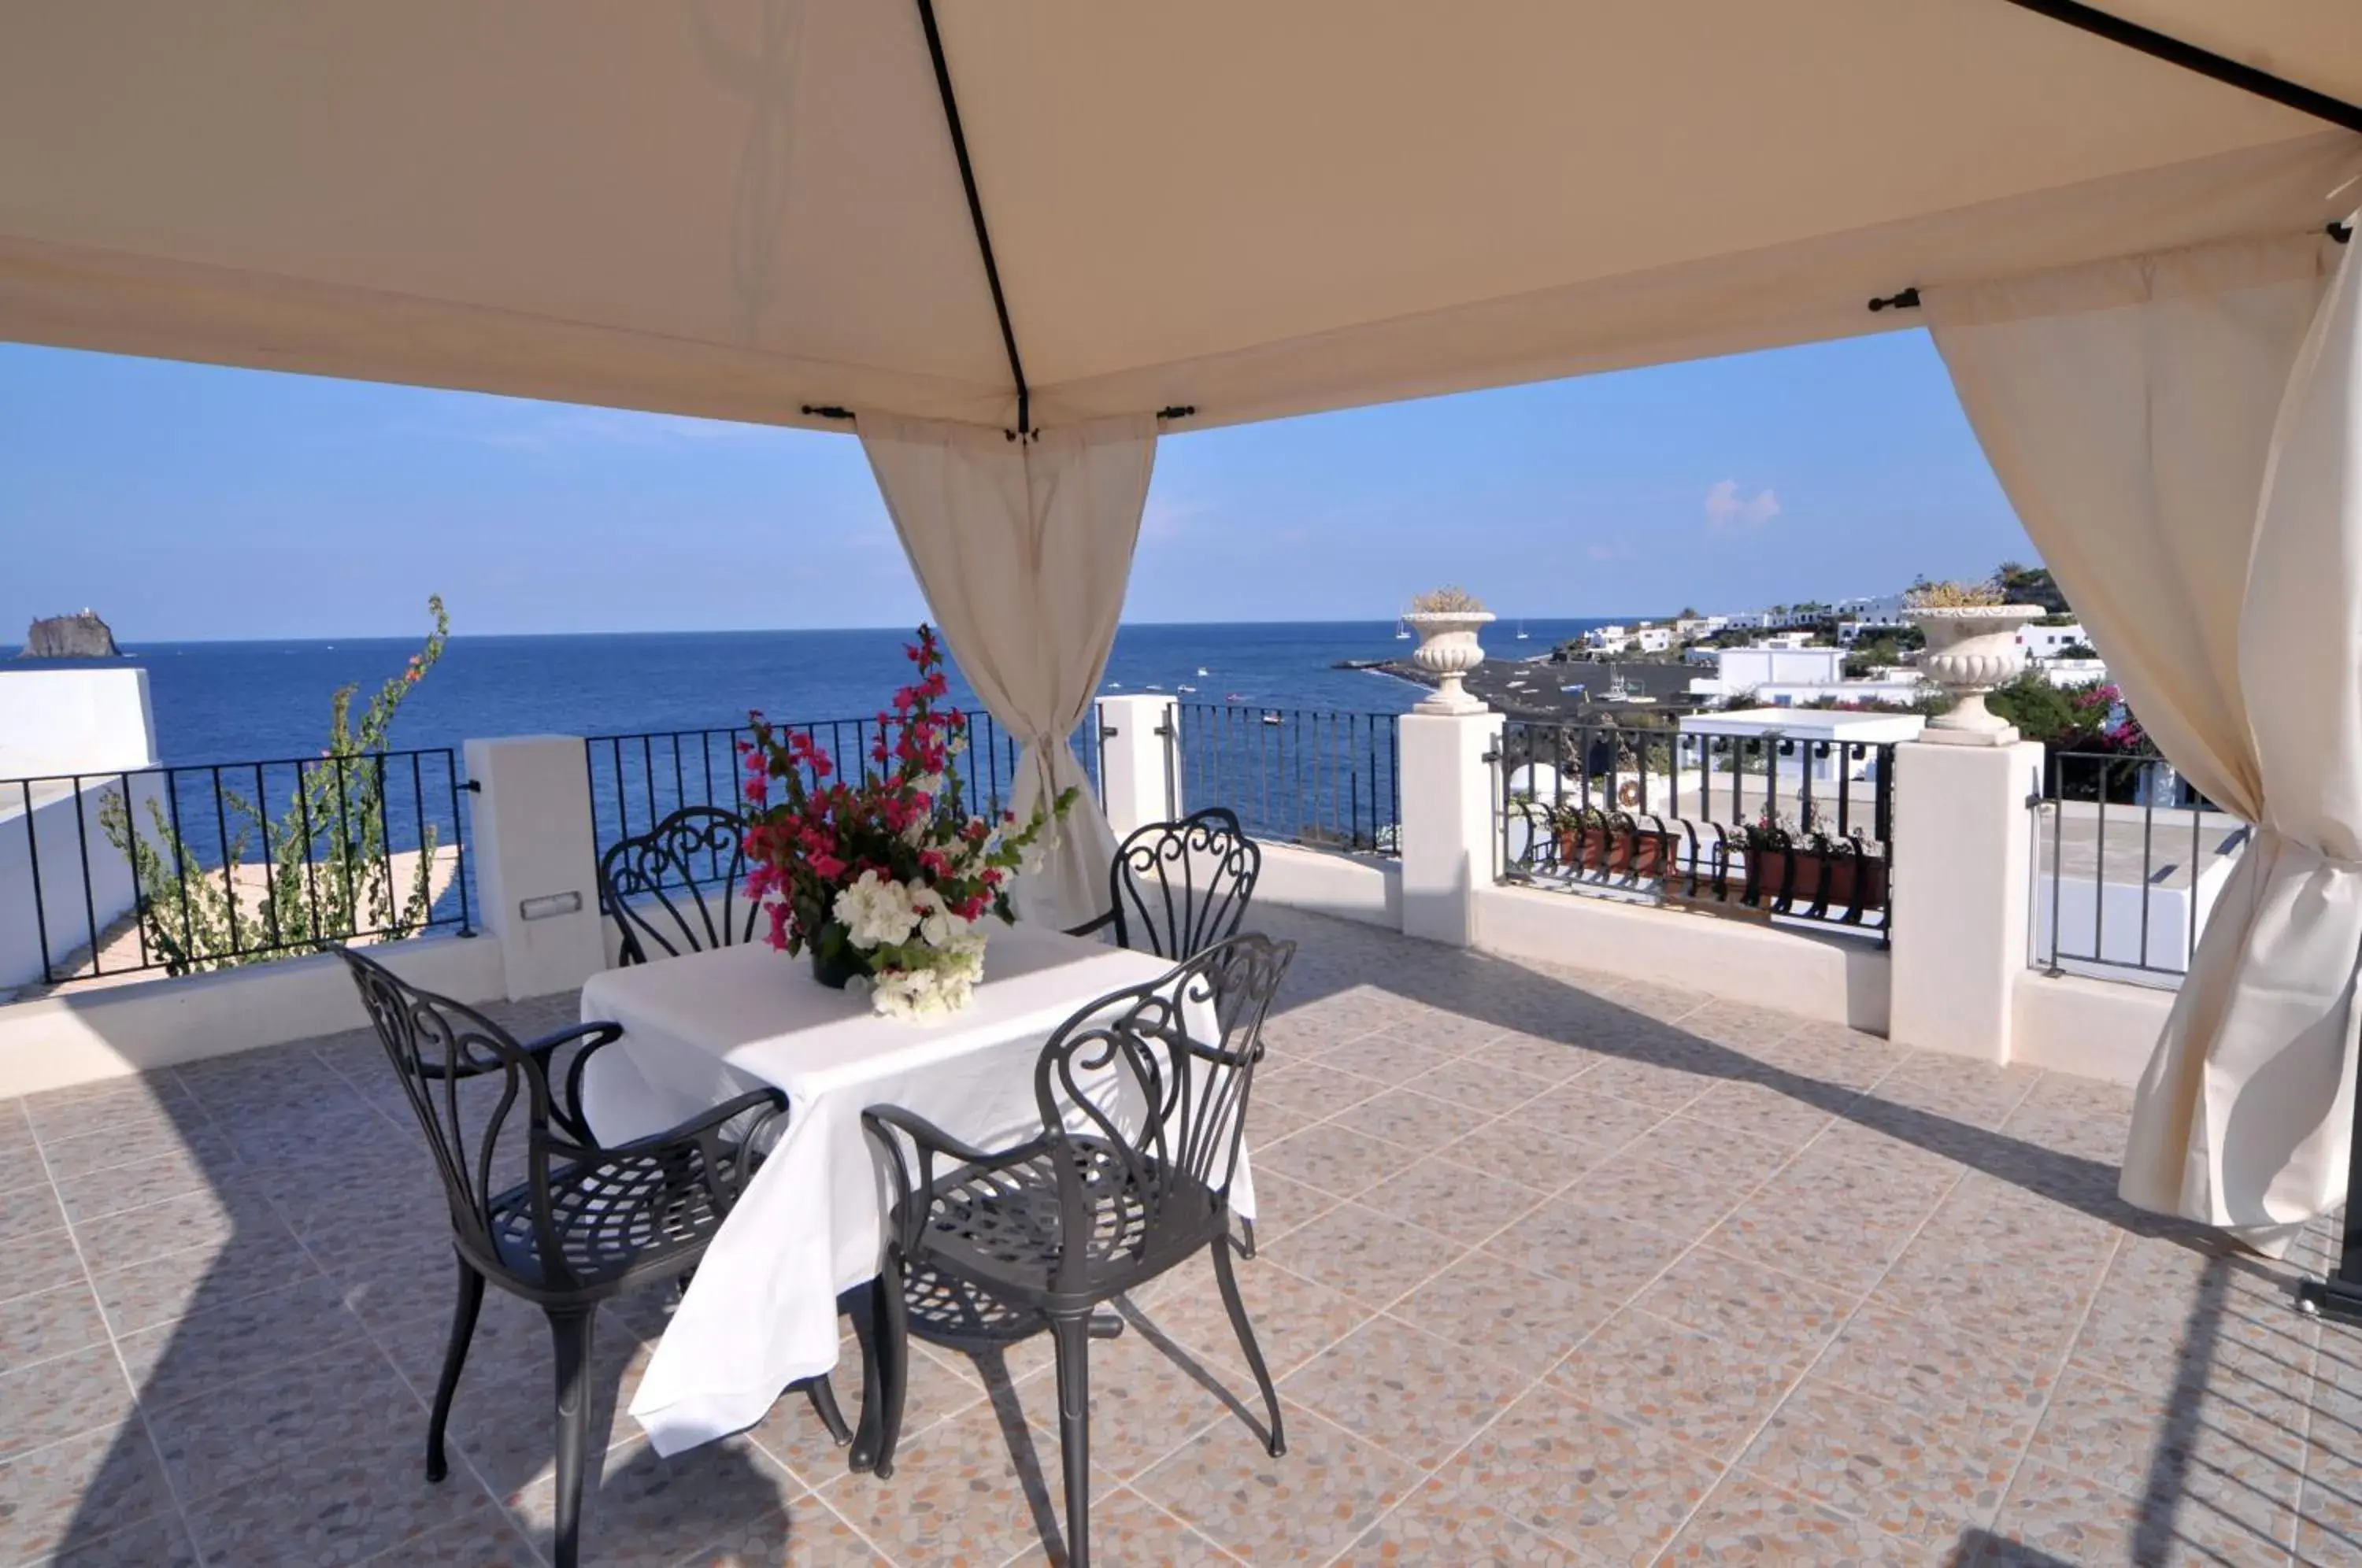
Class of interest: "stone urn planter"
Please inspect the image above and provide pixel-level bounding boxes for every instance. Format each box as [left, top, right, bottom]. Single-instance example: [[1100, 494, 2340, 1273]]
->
[[1907, 605, 2044, 744], [1405, 611, 1494, 714]]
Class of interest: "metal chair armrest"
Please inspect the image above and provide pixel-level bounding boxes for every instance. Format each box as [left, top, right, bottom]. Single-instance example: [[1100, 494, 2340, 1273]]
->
[[860, 1104, 1053, 1256], [1062, 910, 1117, 941], [522, 1020, 626, 1146]]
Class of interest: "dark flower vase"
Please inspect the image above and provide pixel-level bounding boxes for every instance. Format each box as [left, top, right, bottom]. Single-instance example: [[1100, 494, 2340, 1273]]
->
[[808, 923, 868, 990]]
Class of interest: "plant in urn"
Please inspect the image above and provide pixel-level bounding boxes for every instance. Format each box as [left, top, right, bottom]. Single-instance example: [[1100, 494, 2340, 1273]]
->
[[1904, 579, 2045, 745], [1404, 586, 1494, 715], [737, 626, 1074, 1019]]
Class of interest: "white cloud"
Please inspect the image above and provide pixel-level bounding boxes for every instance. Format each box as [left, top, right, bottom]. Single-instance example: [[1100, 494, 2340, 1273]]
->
[[1586, 539, 1635, 562], [1703, 479, 1781, 532]]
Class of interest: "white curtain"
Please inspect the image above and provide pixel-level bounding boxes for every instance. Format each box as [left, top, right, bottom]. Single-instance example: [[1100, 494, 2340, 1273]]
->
[[1925, 227, 2358, 1256], [858, 412, 1157, 931]]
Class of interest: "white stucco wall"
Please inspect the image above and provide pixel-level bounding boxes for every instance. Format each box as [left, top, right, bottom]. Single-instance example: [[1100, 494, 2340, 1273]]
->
[[0, 665, 158, 779]]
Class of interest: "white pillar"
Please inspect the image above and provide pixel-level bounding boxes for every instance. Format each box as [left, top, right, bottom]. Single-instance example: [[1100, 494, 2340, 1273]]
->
[[1398, 710, 1501, 946], [1888, 737, 2043, 1062], [463, 735, 609, 1001], [1094, 695, 1178, 839]]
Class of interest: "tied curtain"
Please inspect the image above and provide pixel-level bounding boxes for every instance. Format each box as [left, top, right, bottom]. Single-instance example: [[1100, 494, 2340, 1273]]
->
[[858, 412, 1157, 932], [1925, 227, 2360, 1256]]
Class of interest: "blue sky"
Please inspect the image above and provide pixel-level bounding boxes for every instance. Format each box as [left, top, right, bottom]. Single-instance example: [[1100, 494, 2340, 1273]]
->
[[0, 331, 2032, 641]]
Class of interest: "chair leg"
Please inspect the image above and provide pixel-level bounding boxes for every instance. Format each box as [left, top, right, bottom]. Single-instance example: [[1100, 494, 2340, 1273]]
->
[[1211, 1233, 1285, 1458], [426, 1260, 485, 1483], [546, 1304, 599, 1568], [1050, 1311, 1095, 1568], [803, 1373, 852, 1447], [847, 1260, 910, 1478]]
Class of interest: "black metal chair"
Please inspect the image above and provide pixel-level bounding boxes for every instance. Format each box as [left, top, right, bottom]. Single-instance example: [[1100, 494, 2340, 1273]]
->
[[860, 933, 1297, 1568], [1064, 806, 1261, 960], [598, 804, 757, 965], [336, 947, 847, 1568]]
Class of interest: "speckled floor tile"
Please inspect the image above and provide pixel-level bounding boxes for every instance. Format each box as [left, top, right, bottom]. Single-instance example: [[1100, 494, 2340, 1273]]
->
[[0, 1426, 179, 1566], [0, 1180, 66, 1247], [1249, 1061, 1386, 1121], [511, 1437, 809, 1568], [1507, 1084, 1673, 1153], [1457, 1034, 1598, 1087], [1135, 1399, 1417, 1564], [1280, 1315, 1527, 1470], [1811, 1307, 2056, 1451], [1335, 1477, 1583, 1565], [1310, 1031, 1460, 1088], [1704, 1142, 1957, 1295], [1438, 1391, 1725, 1566], [116, 1273, 369, 1409], [995, 1482, 1245, 1566], [1658, 1474, 1939, 1564], [1331, 1085, 1495, 1148], [1354, 1154, 1544, 1241], [1253, 1123, 1423, 1200], [1261, 1200, 1467, 1306], [1736, 1378, 2016, 1547], [0, 1279, 108, 1372], [45, 1507, 205, 1568], [1398, 1060, 1555, 1116], [1986, 1456, 2291, 1567], [1562, 1153, 1755, 1241], [1126, 1254, 1375, 1385], [90, 1219, 324, 1335], [1632, 1247, 1857, 1363], [0, 1344, 138, 1462], [1431, 1117, 1597, 1192], [1551, 1307, 1808, 1463], [1398, 1252, 1617, 1379], [146, 1347, 425, 1505], [0, 1220, 86, 1307], [1486, 1204, 1690, 1303], [817, 1399, 1064, 1568], [999, 1323, 1239, 1482]]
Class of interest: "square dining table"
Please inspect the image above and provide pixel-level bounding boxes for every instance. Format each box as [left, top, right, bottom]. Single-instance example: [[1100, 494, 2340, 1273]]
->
[[575, 920, 1258, 1458]]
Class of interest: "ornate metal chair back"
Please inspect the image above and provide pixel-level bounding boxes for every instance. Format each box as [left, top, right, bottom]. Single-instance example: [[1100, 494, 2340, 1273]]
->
[[337, 947, 587, 1292], [598, 806, 757, 965], [1107, 807, 1261, 960], [1031, 932, 1294, 1296]]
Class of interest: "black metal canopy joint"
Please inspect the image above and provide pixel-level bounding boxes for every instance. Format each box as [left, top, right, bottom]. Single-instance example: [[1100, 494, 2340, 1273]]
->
[[1867, 287, 1922, 314], [914, 0, 1032, 435], [1997, 0, 2362, 137], [800, 405, 856, 421], [2334, 223, 2353, 246], [1157, 405, 1198, 421]]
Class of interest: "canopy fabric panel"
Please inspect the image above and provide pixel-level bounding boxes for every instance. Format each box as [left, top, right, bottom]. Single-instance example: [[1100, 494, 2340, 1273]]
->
[[1924, 231, 2354, 1254], [0, 2, 2356, 430]]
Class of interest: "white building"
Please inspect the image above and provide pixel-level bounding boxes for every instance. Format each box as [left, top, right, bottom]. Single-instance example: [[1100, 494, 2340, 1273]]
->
[[2020, 621, 2090, 659], [1582, 623, 1632, 653], [1671, 616, 1725, 638], [1633, 624, 1673, 653], [2042, 657, 2110, 688], [1678, 706, 1926, 787]]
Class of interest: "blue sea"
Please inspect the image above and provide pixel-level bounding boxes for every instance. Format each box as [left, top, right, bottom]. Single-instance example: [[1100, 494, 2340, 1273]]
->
[[116, 621, 1619, 767]]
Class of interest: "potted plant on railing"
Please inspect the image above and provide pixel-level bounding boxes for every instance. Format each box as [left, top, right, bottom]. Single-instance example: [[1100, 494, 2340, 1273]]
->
[[1542, 800, 1676, 880], [1739, 810, 1889, 919], [1403, 585, 1494, 714], [1904, 577, 2044, 745]]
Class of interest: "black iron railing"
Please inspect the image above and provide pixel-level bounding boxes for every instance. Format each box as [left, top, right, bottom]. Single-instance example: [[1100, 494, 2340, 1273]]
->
[[585, 716, 1104, 903], [2, 749, 472, 993], [1172, 705, 1401, 856], [1497, 719, 1896, 937], [2034, 749, 2248, 982]]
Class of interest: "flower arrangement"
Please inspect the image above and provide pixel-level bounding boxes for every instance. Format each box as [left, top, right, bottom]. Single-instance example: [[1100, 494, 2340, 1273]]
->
[[736, 626, 1074, 1019]]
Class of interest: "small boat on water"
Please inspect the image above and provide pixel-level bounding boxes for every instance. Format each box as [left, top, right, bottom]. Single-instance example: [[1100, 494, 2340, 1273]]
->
[[1196, 667, 1210, 676], [1516, 622, 1530, 639], [1261, 712, 1283, 726], [1177, 683, 1197, 693], [1225, 692, 1248, 702], [1394, 618, 1412, 640]]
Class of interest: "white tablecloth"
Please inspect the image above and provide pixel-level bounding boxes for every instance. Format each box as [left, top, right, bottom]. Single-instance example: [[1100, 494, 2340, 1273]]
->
[[576, 923, 1256, 1455]]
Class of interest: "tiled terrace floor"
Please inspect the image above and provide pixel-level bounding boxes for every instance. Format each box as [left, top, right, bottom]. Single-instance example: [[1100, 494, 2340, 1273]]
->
[[3, 904, 2358, 1565]]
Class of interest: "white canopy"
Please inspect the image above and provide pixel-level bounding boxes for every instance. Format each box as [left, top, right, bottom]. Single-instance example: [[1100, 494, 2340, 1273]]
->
[[0, 2, 2355, 433]]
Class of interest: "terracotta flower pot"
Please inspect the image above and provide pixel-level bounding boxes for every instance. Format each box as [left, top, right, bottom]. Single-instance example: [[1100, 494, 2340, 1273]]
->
[[1746, 845, 1889, 915]]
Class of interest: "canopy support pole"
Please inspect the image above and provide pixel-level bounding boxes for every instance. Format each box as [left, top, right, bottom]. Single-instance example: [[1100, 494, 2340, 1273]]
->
[[914, 0, 1033, 436], [1997, 1, 2362, 136]]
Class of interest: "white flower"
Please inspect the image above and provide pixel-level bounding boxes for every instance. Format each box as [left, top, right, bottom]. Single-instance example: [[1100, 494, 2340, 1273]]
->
[[833, 870, 916, 951], [871, 964, 966, 1022], [909, 884, 975, 950]]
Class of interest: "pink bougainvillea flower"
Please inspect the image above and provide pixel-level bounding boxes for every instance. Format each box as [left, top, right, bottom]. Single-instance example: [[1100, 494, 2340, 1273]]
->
[[809, 852, 847, 882], [765, 902, 791, 950]]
